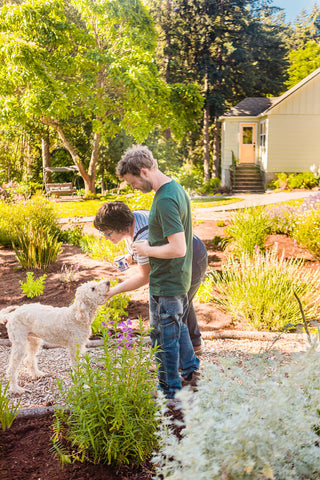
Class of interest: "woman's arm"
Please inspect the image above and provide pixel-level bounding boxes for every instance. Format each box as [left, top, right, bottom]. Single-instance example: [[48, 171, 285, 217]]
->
[[104, 262, 150, 301]]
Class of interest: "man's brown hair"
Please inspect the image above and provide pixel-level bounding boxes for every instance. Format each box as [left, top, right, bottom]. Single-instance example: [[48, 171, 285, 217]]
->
[[116, 144, 157, 178]]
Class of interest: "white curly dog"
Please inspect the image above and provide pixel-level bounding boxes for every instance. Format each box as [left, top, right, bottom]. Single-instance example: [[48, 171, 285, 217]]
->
[[0, 279, 110, 394]]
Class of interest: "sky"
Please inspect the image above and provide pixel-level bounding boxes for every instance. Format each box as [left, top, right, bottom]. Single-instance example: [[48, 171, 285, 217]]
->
[[273, 0, 319, 23]]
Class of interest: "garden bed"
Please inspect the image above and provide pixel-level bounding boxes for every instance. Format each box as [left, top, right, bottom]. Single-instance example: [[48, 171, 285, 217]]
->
[[0, 218, 317, 479]]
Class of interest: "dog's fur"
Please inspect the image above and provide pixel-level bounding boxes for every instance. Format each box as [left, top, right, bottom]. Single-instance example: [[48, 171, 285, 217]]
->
[[0, 280, 110, 394]]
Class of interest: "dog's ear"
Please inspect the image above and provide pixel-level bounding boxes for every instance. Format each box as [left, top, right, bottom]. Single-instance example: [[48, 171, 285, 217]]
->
[[75, 301, 87, 324]]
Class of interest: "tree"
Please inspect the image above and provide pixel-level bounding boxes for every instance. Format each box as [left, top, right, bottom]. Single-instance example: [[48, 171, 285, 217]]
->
[[149, 0, 288, 181], [0, 0, 202, 193], [285, 40, 320, 88]]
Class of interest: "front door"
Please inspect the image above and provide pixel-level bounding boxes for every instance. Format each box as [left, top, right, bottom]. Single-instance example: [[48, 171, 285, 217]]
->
[[240, 124, 256, 163]]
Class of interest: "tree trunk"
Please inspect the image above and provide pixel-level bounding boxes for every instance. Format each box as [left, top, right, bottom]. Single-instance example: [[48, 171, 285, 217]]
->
[[203, 68, 210, 182], [212, 118, 220, 178], [40, 117, 95, 194], [41, 135, 52, 183]]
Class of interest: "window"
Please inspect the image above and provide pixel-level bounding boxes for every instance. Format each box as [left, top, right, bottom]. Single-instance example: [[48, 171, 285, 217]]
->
[[259, 121, 266, 149]]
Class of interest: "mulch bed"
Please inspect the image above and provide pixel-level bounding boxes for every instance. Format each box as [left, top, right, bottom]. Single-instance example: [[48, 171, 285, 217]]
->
[[0, 218, 318, 479]]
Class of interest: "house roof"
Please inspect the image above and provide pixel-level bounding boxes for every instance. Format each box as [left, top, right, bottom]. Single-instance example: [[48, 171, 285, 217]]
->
[[219, 67, 320, 120], [220, 97, 278, 118]]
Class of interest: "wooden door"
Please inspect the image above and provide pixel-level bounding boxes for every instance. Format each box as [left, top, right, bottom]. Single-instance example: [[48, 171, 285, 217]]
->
[[240, 124, 256, 163]]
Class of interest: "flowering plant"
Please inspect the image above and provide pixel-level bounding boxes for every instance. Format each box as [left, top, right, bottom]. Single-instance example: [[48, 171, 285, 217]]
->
[[52, 317, 162, 467]]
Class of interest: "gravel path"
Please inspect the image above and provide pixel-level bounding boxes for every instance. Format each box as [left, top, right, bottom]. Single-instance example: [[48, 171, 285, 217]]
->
[[0, 334, 309, 409]]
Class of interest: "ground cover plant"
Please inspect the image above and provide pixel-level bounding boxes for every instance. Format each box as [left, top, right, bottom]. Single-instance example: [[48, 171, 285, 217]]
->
[[0, 379, 21, 430], [20, 272, 47, 298], [201, 248, 320, 331], [52, 318, 161, 467], [153, 344, 320, 480]]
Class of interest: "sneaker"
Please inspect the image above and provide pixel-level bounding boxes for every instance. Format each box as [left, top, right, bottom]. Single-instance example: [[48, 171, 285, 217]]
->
[[181, 370, 201, 388]]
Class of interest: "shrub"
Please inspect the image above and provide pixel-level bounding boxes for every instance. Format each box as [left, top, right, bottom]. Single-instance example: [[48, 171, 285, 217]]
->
[[292, 207, 320, 257], [58, 221, 84, 246], [198, 177, 221, 195], [225, 207, 272, 256], [287, 172, 317, 189], [13, 225, 62, 269], [52, 319, 162, 467], [208, 249, 320, 331], [0, 196, 60, 247], [80, 234, 126, 262], [269, 172, 318, 190], [91, 279, 131, 334], [153, 346, 320, 479], [0, 379, 21, 430], [20, 272, 47, 298], [268, 204, 298, 235]]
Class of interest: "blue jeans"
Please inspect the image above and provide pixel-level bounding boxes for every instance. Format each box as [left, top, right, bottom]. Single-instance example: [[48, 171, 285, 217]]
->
[[149, 294, 200, 399], [185, 235, 208, 347]]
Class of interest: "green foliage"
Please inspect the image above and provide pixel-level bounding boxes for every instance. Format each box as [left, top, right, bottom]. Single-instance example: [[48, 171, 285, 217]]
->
[[20, 272, 47, 298], [198, 177, 221, 195], [80, 235, 126, 262], [0, 0, 202, 193], [195, 275, 215, 304], [52, 319, 161, 467], [154, 346, 320, 479], [269, 172, 318, 190], [0, 379, 21, 430], [0, 196, 60, 247], [91, 279, 131, 335], [58, 221, 84, 246], [285, 40, 320, 89], [0, 180, 42, 202], [216, 220, 226, 227], [13, 225, 62, 269], [292, 207, 320, 257], [225, 207, 272, 256], [208, 249, 320, 331]]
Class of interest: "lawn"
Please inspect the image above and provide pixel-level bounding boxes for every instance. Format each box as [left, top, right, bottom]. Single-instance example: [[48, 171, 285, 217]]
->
[[50, 195, 244, 218]]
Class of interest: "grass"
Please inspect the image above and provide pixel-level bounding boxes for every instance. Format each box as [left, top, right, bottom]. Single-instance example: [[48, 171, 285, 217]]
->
[[50, 195, 244, 218], [191, 197, 243, 208]]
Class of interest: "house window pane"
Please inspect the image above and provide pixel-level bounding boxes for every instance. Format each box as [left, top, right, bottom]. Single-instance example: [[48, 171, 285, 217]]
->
[[260, 121, 266, 149], [242, 127, 253, 144]]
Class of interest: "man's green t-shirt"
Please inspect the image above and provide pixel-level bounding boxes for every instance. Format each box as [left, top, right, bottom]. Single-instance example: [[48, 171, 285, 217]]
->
[[148, 179, 193, 296]]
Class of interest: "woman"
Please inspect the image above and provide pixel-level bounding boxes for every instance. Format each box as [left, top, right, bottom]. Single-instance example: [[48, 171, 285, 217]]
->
[[93, 201, 208, 353]]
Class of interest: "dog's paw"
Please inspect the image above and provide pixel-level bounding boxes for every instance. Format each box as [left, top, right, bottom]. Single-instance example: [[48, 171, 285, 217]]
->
[[31, 370, 46, 379], [10, 385, 25, 395]]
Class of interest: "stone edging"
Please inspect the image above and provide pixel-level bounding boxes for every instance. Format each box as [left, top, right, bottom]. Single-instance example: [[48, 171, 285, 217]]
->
[[0, 331, 308, 349]]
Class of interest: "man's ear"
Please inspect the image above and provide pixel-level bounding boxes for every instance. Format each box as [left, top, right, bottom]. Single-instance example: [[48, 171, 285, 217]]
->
[[140, 168, 150, 179]]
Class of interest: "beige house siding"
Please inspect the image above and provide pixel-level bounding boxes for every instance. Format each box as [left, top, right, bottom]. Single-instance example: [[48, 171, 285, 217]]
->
[[265, 76, 320, 173], [266, 116, 320, 172]]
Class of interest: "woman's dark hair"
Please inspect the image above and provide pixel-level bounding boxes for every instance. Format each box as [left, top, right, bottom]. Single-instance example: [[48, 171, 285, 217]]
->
[[93, 201, 134, 233]]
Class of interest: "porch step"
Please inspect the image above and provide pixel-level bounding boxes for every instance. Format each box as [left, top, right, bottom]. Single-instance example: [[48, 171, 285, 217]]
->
[[230, 164, 265, 193]]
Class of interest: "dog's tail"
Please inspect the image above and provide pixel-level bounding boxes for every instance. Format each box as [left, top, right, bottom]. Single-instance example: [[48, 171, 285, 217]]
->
[[0, 306, 19, 324]]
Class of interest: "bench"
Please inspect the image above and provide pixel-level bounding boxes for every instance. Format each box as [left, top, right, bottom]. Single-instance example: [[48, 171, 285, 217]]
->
[[46, 182, 76, 196]]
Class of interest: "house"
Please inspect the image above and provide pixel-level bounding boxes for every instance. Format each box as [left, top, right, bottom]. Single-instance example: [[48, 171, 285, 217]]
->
[[219, 67, 320, 192]]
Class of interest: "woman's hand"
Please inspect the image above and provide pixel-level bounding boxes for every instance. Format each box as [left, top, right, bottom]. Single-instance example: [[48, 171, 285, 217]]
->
[[132, 240, 150, 256]]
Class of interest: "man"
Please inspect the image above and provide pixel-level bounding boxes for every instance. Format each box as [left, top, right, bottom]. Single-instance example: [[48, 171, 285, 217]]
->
[[116, 145, 200, 399], [93, 201, 208, 352]]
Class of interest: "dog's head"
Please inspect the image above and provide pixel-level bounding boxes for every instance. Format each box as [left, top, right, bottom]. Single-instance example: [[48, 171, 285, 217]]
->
[[74, 279, 111, 311]]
